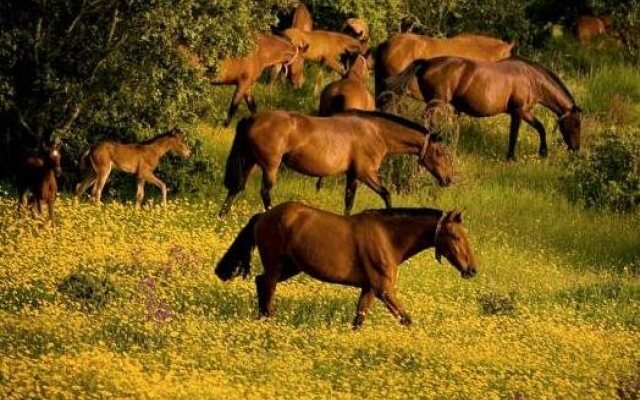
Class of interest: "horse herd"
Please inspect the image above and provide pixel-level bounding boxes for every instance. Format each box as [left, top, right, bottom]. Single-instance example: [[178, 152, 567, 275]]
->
[[15, 4, 584, 327]]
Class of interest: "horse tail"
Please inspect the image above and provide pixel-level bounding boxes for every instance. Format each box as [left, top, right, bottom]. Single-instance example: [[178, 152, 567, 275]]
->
[[78, 148, 92, 173], [223, 116, 256, 193], [215, 213, 262, 281], [374, 40, 389, 108], [382, 59, 429, 100]]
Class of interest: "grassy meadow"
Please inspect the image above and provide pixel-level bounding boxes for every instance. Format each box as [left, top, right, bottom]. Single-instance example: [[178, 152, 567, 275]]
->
[[1, 47, 640, 398]]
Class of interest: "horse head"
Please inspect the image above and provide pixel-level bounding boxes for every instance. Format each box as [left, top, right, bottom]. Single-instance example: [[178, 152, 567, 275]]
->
[[169, 127, 192, 158], [419, 133, 452, 187], [44, 142, 62, 177], [434, 210, 477, 279], [558, 106, 581, 151]]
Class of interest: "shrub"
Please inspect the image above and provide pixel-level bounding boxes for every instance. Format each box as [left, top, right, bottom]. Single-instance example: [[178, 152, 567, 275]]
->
[[565, 129, 640, 212], [58, 272, 117, 310]]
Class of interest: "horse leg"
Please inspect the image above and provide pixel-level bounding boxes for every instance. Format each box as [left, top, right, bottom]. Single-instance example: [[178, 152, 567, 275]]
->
[[352, 287, 375, 329], [75, 170, 97, 204], [135, 178, 145, 209], [48, 197, 55, 227], [244, 93, 257, 114], [143, 172, 168, 206], [378, 289, 412, 326], [260, 166, 279, 211], [507, 113, 522, 161], [344, 172, 359, 215], [361, 173, 392, 209], [325, 57, 345, 75], [255, 269, 281, 318], [92, 165, 112, 204], [523, 113, 548, 158], [224, 85, 245, 127]]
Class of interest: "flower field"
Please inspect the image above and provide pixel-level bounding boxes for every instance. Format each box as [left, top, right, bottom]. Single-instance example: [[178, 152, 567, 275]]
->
[[1, 122, 639, 399]]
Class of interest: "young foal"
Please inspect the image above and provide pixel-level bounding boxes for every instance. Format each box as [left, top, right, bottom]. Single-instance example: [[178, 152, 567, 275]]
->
[[75, 128, 191, 207], [385, 56, 581, 160], [216, 201, 477, 328], [17, 143, 62, 224]]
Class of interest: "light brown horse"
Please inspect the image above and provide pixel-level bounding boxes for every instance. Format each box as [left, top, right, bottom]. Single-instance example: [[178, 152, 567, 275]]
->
[[385, 56, 582, 160], [219, 110, 452, 217], [204, 33, 303, 126], [574, 15, 611, 45], [318, 55, 374, 116], [17, 143, 62, 224], [283, 28, 368, 88], [292, 3, 312, 32], [375, 33, 514, 109], [216, 201, 477, 327], [75, 128, 191, 207]]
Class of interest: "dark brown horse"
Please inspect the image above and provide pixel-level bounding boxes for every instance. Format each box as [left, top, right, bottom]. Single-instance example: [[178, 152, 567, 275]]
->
[[199, 34, 303, 126], [384, 56, 582, 160], [17, 143, 62, 224], [219, 110, 452, 217], [215, 201, 477, 327], [375, 33, 514, 109], [75, 128, 191, 207]]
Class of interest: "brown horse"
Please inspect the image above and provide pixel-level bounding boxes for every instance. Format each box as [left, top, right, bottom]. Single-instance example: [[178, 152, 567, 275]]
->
[[318, 55, 374, 116], [292, 3, 313, 32], [375, 33, 514, 109], [574, 15, 610, 45], [219, 110, 452, 217], [283, 28, 368, 88], [215, 201, 477, 327], [384, 56, 582, 160], [75, 128, 191, 207], [17, 143, 62, 224], [204, 33, 303, 126]]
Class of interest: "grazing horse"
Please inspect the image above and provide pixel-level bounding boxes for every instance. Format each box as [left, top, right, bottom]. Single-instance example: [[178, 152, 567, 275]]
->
[[17, 143, 62, 224], [375, 33, 514, 109], [319, 55, 374, 116], [574, 15, 611, 45], [75, 128, 191, 207], [283, 28, 368, 88], [215, 201, 477, 327], [218, 110, 452, 217], [204, 33, 303, 126], [384, 56, 582, 160]]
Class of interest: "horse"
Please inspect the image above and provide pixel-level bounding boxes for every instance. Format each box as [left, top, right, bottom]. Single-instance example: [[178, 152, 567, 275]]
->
[[291, 3, 312, 32], [282, 28, 368, 88], [218, 110, 453, 217], [343, 18, 369, 43], [16, 143, 62, 224], [202, 33, 303, 126], [574, 15, 610, 45], [75, 128, 191, 207], [215, 201, 477, 328], [318, 55, 374, 116], [375, 33, 514, 109], [384, 56, 582, 160]]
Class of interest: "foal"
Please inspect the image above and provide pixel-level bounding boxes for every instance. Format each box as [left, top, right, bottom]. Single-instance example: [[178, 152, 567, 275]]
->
[[75, 128, 191, 207], [17, 143, 62, 224]]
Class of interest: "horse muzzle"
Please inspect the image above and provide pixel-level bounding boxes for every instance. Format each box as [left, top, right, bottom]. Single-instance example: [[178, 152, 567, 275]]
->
[[461, 268, 477, 279]]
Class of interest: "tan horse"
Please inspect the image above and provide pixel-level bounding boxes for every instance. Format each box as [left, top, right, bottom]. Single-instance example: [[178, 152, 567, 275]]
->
[[375, 33, 514, 109], [283, 28, 367, 88], [385, 56, 581, 160], [219, 110, 452, 217], [204, 34, 302, 126], [216, 202, 477, 327], [319, 55, 374, 116], [574, 16, 610, 45], [75, 128, 191, 207]]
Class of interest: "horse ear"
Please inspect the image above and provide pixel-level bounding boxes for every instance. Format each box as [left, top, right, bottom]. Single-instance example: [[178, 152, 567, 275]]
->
[[573, 105, 582, 113], [453, 209, 464, 223]]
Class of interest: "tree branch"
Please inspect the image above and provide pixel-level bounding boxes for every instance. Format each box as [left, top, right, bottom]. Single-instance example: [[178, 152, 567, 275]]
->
[[66, 0, 88, 35]]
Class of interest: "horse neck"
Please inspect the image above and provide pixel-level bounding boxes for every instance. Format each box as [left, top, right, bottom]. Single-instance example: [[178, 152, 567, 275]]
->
[[381, 215, 439, 263], [145, 136, 174, 159], [536, 70, 575, 116], [376, 119, 425, 156]]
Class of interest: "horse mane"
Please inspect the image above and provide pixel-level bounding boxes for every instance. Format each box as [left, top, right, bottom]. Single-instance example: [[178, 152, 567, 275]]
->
[[361, 207, 444, 218], [339, 109, 429, 135], [140, 129, 177, 144], [508, 55, 576, 104]]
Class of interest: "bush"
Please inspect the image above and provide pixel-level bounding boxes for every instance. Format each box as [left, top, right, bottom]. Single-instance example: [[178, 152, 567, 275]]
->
[[58, 272, 117, 310], [565, 129, 640, 212]]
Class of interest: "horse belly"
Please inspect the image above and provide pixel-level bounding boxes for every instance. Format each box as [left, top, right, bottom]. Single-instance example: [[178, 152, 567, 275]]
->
[[290, 247, 365, 286], [284, 146, 350, 177]]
